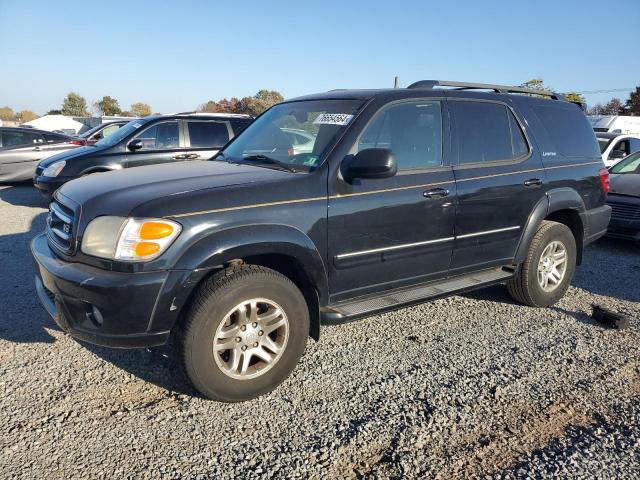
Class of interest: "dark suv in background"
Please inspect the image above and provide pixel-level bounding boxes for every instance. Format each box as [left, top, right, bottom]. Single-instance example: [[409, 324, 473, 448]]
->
[[33, 113, 253, 196], [32, 81, 610, 402]]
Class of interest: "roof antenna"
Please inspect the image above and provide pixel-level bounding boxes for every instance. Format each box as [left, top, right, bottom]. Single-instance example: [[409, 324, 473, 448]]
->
[[394, 76, 400, 88]]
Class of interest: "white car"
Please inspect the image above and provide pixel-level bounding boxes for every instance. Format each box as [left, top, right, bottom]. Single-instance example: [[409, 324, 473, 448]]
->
[[597, 132, 640, 167], [281, 128, 315, 154], [588, 115, 640, 136]]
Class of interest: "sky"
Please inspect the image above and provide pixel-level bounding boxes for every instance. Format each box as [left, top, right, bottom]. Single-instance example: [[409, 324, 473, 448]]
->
[[1, 0, 639, 115]]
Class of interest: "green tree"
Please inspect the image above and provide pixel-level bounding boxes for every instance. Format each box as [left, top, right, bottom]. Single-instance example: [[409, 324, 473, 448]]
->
[[46, 109, 62, 115], [17, 110, 39, 122], [623, 86, 640, 116], [521, 79, 585, 104], [95, 96, 122, 116], [0, 106, 15, 120], [131, 102, 152, 117], [61, 92, 88, 116]]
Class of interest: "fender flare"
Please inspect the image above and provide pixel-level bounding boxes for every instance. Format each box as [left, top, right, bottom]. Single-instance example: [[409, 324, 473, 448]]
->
[[514, 188, 586, 264], [173, 224, 329, 305]]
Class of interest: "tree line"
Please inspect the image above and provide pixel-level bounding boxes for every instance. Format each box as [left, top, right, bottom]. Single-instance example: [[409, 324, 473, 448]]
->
[[3, 83, 639, 125], [519, 78, 640, 116]]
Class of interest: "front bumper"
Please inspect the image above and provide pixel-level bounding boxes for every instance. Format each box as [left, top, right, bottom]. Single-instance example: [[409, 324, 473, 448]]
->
[[32, 174, 70, 196], [31, 233, 174, 348], [606, 196, 640, 241]]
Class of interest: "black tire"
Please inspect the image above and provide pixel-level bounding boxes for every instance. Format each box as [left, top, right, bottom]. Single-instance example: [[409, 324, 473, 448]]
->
[[507, 220, 577, 307], [180, 265, 309, 402]]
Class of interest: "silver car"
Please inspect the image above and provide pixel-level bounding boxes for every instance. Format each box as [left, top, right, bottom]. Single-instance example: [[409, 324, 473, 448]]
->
[[0, 127, 78, 182]]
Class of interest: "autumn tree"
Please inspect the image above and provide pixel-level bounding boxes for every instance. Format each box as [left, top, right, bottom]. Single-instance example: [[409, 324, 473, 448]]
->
[[520, 79, 584, 104], [589, 99, 624, 115], [623, 86, 640, 116], [61, 92, 88, 116], [17, 110, 39, 122], [198, 90, 284, 116], [0, 106, 14, 120], [131, 102, 152, 117], [46, 109, 62, 115], [95, 96, 122, 116]]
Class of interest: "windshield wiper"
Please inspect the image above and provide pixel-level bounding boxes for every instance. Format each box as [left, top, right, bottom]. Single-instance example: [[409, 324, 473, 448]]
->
[[242, 155, 297, 173]]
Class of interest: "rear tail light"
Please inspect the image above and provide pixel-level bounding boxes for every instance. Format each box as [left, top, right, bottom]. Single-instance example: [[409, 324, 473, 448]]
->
[[68, 139, 85, 145], [598, 168, 610, 194]]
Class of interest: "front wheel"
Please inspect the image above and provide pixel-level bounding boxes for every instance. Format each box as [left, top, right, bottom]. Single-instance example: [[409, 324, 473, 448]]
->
[[507, 220, 577, 307], [180, 265, 309, 402]]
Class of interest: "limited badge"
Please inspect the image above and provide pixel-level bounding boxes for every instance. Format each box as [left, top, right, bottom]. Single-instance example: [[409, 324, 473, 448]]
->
[[313, 113, 353, 126]]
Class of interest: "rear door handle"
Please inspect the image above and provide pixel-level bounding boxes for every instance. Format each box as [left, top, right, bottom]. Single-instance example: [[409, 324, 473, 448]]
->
[[423, 188, 450, 199], [172, 154, 187, 160], [186, 153, 200, 159], [524, 178, 542, 187]]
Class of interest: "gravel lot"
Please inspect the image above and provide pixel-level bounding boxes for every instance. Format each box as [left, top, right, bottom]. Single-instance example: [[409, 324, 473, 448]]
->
[[1, 183, 639, 479]]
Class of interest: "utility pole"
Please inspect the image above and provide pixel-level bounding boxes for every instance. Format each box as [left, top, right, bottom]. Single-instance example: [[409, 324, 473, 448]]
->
[[394, 76, 400, 88]]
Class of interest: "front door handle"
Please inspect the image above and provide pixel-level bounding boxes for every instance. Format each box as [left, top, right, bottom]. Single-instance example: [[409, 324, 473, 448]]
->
[[33, 146, 41, 151], [186, 153, 200, 159], [423, 188, 450, 199], [172, 154, 188, 160], [524, 178, 543, 187]]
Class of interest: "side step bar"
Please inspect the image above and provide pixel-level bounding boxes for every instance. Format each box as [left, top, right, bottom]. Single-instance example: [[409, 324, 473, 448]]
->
[[321, 267, 515, 324]]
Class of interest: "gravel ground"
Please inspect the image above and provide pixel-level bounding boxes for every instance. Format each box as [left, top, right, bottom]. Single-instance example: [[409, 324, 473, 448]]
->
[[1, 183, 639, 479]]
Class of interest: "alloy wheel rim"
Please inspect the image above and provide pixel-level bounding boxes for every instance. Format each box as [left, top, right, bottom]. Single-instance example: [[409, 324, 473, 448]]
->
[[213, 298, 289, 380], [536, 240, 567, 292]]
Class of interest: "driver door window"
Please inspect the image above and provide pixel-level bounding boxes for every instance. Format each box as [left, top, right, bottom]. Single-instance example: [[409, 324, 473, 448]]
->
[[135, 121, 180, 150]]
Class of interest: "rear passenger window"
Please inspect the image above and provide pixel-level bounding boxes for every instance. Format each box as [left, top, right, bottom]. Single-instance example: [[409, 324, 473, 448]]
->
[[453, 101, 527, 164], [187, 121, 229, 148], [44, 134, 64, 143], [357, 101, 442, 170], [532, 105, 600, 158], [1, 131, 39, 147]]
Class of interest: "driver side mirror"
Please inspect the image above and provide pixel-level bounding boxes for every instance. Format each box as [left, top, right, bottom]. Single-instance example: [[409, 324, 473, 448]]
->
[[127, 139, 144, 151], [343, 148, 397, 181]]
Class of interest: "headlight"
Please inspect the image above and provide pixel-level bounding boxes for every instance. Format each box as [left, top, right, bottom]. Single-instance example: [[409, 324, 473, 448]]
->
[[42, 161, 66, 177], [81, 217, 181, 261]]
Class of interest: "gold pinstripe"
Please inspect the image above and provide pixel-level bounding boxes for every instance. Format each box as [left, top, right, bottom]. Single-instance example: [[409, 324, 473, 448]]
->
[[170, 161, 603, 218]]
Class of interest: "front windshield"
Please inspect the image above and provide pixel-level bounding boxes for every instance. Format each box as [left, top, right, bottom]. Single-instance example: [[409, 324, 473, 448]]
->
[[218, 99, 364, 172], [95, 119, 150, 147], [610, 152, 640, 174]]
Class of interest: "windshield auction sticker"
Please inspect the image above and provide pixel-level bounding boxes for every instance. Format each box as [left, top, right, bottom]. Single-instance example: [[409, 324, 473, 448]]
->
[[313, 113, 354, 126]]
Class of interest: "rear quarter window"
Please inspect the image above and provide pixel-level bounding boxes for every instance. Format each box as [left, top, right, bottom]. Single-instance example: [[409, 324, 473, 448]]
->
[[532, 104, 600, 158]]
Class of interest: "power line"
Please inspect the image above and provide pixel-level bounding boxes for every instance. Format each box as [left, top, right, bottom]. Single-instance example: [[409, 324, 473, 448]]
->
[[578, 88, 634, 95]]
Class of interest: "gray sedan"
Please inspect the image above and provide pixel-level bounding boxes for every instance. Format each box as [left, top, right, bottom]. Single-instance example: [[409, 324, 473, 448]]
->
[[0, 127, 78, 182]]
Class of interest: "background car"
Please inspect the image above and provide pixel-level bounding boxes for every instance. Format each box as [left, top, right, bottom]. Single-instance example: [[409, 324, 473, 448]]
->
[[0, 127, 78, 182], [33, 113, 253, 196], [606, 150, 640, 241], [281, 128, 315, 154], [597, 132, 640, 167], [70, 121, 129, 146]]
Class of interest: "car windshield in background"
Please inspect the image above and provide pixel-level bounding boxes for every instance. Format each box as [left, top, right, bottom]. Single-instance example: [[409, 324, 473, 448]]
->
[[597, 137, 613, 153], [610, 152, 640, 174], [217, 99, 364, 172], [95, 119, 148, 147]]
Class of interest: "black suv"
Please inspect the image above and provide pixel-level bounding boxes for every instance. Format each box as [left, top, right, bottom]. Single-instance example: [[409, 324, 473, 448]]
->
[[32, 113, 253, 196], [32, 81, 611, 402]]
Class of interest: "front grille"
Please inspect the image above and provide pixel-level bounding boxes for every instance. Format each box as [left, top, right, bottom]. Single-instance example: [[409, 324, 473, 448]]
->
[[47, 200, 75, 252], [608, 201, 640, 221]]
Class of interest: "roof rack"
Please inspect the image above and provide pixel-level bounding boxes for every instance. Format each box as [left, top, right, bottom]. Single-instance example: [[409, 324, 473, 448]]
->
[[406, 80, 566, 101]]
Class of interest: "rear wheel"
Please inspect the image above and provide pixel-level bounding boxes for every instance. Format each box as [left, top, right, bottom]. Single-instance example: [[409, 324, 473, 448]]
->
[[180, 265, 309, 402], [507, 220, 576, 307]]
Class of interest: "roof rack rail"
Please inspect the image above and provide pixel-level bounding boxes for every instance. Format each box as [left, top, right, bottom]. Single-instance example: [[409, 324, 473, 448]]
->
[[406, 80, 566, 101]]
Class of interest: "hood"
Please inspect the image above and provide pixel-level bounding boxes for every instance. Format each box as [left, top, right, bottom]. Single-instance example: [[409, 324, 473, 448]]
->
[[58, 160, 292, 218], [38, 145, 105, 167], [609, 173, 640, 197]]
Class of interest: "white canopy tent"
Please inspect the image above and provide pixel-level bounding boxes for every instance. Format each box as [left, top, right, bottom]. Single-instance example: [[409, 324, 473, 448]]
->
[[23, 115, 85, 134]]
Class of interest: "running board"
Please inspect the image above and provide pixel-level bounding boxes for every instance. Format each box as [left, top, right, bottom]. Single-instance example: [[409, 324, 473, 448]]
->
[[321, 267, 515, 323]]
